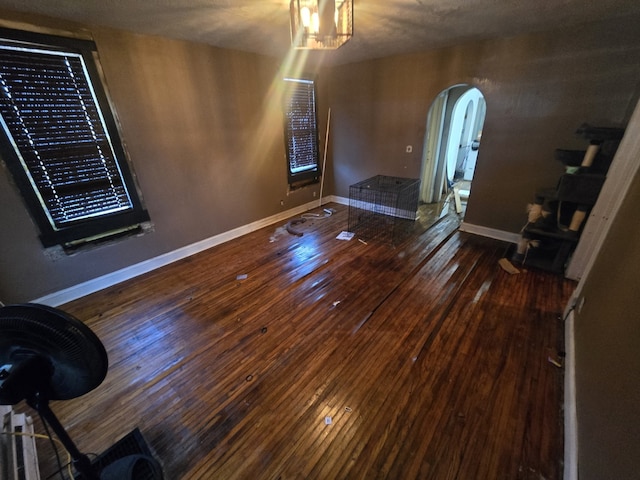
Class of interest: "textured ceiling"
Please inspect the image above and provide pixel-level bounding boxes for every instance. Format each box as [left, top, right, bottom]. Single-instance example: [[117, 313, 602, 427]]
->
[[0, 0, 639, 65]]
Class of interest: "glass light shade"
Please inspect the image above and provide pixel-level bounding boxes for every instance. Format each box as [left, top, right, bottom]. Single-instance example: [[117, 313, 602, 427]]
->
[[290, 0, 353, 50]]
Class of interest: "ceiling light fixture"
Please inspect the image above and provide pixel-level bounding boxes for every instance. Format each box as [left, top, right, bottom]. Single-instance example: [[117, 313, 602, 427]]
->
[[290, 0, 353, 50]]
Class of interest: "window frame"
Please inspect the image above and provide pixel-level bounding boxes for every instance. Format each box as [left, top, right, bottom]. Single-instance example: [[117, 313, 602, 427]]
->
[[0, 27, 149, 249], [283, 77, 321, 187]]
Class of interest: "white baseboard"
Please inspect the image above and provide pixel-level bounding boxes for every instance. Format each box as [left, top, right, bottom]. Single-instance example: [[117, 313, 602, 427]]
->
[[332, 195, 349, 206], [459, 221, 520, 244], [33, 204, 522, 307], [32, 197, 337, 307], [564, 309, 578, 480]]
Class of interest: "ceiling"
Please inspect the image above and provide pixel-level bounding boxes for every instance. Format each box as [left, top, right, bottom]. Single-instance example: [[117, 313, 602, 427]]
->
[[0, 0, 638, 65]]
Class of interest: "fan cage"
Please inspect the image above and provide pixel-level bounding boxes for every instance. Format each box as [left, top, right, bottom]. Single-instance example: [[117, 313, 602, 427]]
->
[[0, 304, 108, 401]]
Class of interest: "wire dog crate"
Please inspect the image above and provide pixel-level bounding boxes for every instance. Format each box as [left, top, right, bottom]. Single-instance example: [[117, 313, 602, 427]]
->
[[348, 175, 420, 244]]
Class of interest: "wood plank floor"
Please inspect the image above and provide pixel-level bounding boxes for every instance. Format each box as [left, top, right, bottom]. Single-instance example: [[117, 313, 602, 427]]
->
[[31, 203, 575, 479]]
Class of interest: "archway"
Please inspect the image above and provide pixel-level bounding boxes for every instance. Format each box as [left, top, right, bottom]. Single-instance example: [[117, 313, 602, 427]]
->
[[419, 85, 486, 217]]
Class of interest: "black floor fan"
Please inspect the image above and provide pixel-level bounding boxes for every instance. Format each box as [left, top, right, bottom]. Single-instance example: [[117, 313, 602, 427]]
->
[[0, 303, 162, 480]]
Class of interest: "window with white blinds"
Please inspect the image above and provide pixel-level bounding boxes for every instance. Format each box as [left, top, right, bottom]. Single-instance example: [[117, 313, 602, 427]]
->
[[283, 77, 320, 185], [0, 29, 149, 248]]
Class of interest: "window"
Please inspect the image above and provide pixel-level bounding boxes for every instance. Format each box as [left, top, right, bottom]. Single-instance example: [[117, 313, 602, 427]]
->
[[0, 28, 149, 249], [283, 77, 320, 186]]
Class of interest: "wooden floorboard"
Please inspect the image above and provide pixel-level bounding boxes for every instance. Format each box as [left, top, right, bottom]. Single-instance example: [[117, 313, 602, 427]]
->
[[28, 203, 575, 479]]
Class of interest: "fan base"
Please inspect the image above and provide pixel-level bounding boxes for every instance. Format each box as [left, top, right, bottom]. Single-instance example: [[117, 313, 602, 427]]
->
[[72, 428, 162, 480]]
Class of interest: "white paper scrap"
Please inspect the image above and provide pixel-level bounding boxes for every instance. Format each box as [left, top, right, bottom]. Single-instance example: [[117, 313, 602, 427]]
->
[[336, 231, 355, 241], [325, 416, 333, 425]]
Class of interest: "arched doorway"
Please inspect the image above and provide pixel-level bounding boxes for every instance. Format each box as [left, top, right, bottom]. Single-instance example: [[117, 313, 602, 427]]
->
[[419, 85, 486, 218]]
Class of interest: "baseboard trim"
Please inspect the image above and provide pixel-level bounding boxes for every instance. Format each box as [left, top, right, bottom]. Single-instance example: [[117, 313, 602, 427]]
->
[[33, 207, 522, 307], [564, 309, 578, 480], [458, 222, 520, 244], [332, 195, 349, 206], [32, 197, 337, 307]]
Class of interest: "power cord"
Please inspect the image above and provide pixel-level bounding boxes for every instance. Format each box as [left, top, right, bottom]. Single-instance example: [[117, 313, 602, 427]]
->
[[302, 208, 335, 219], [39, 410, 74, 480]]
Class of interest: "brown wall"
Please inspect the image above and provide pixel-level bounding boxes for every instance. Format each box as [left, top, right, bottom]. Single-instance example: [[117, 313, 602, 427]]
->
[[0, 10, 639, 304], [328, 16, 640, 232], [0, 12, 326, 302], [573, 101, 640, 479], [1, 8, 640, 476]]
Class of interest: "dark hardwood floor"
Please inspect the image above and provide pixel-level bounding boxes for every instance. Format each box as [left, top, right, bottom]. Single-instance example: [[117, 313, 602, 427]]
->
[[31, 203, 575, 479]]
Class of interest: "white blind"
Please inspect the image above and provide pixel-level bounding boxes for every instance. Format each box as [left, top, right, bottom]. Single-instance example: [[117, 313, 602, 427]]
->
[[283, 78, 319, 181], [0, 45, 133, 229]]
